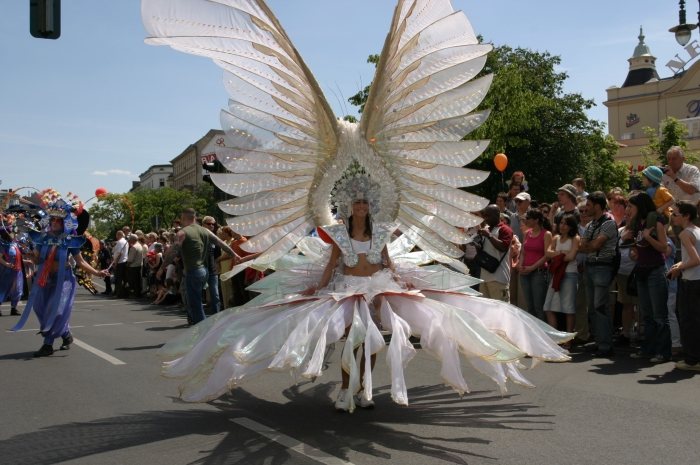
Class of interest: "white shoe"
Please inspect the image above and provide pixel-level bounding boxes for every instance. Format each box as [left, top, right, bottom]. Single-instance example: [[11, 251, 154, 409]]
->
[[335, 389, 350, 412], [354, 391, 375, 409]]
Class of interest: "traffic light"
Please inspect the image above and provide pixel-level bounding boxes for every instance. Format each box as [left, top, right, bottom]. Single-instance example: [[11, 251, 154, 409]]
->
[[30, 0, 61, 40]]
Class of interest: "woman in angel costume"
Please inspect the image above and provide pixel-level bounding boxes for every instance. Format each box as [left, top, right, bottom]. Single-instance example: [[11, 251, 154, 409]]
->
[[11, 190, 109, 357], [142, 0, 574, 411]]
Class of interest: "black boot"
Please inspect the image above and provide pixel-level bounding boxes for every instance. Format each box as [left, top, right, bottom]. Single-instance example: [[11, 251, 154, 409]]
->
[[60, 334, 74, 351], [34, 344, 54, 357], [10, 308, 20, 316]]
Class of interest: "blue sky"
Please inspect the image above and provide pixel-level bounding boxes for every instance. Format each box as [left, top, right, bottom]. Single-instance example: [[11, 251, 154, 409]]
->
[[0, 0, 692, 205]]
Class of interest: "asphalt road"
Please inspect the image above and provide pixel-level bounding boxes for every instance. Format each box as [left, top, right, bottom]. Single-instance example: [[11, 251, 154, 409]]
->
[[1, 288, 698, 465]]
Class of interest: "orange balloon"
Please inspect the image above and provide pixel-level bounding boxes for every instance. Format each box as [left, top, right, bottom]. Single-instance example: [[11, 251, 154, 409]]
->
[[494, 153, 508, 172], [95, 187, 108, 198]]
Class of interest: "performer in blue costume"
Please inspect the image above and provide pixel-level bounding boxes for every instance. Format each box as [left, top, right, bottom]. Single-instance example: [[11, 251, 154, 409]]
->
[[0, 222, 23, 317], [11, 189, 109, 357]]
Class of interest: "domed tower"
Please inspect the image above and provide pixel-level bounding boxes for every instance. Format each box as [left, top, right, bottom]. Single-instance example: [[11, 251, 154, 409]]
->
[[622, 27, 659, 87]]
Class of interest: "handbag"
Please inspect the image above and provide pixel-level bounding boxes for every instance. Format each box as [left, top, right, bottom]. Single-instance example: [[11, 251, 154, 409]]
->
[[476, 249, 507, 273]]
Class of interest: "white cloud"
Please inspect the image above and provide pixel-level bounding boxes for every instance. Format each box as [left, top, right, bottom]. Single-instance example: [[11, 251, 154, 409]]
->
[[92, 169, 134, 177]]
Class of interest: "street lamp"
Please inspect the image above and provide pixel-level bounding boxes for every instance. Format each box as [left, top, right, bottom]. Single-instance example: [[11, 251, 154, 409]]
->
[[670, 0, 699, 46]]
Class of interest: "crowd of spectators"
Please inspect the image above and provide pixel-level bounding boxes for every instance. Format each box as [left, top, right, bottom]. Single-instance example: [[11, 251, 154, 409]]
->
[[98, 209, 258, 325], [7, 147, 698, 373], [470, 146, 700, 372]]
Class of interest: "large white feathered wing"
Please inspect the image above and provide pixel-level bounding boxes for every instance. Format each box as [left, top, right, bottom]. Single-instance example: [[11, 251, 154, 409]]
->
[[142, 0, 338, 267], [360, 0, 493, 273]]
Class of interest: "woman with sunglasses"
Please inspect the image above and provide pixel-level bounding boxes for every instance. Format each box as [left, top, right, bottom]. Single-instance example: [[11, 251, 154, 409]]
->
[[518, 208, 553, 320]]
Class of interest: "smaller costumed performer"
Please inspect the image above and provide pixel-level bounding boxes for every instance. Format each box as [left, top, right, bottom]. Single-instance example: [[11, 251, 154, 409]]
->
[[11, 190, 109, 357], [0, 216, 23, 316]]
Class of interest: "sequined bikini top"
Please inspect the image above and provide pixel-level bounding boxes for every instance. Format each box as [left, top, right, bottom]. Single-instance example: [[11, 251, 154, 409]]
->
[[321, 222, 397, 267]]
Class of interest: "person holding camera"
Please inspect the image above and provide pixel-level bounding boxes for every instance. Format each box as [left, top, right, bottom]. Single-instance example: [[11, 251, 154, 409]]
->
[[478, 205, 513, 302], [624, 193, 671, 364], [661, 146, 700, 204]]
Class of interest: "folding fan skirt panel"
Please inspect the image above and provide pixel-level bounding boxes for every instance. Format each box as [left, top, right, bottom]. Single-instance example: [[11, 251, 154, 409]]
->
[[158, 263, 572, 404]]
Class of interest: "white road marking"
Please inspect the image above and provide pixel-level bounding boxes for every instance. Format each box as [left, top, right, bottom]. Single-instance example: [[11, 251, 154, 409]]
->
[[7, 320, 183, 333], [10, 325, 86, 333], [73, 338, 126, 365], [231, 417, 355, 465]]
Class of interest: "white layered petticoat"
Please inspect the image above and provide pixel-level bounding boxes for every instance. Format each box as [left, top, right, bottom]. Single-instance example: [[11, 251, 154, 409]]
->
[[159, 267, 573, 411]]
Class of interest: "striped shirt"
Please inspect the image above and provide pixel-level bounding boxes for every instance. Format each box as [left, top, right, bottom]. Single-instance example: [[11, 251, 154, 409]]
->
[[583, 215, 618, 262]]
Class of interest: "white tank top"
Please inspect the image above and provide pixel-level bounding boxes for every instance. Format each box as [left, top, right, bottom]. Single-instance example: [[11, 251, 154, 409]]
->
[[556, 236, 578, 273], [681, 226, 700, 280], [351, 238, 371, 254]]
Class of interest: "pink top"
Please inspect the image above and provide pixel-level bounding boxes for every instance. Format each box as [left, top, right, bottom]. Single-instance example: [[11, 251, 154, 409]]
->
[[523, 229, 545, 268]]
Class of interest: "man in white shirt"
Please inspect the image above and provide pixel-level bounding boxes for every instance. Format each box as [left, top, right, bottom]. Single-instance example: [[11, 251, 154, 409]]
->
[[662, 146, 700, 204], [111, 230, 129, 298], [126, 234, 145, 298]]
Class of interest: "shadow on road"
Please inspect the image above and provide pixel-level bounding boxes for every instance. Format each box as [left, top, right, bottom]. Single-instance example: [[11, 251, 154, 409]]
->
[[0, 383, 552, 465], [0, 351, 69, 361], [145, 325, 189, 332], [638, 368, 699, 384], [114, 344, 164, 351]]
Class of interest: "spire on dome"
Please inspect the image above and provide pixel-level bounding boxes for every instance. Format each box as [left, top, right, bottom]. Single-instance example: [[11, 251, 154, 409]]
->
[[633, 26, 651, 58], [622, 26, 659, 87]]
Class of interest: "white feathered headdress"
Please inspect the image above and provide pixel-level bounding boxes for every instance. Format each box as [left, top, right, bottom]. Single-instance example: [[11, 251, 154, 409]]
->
[[142, 0, 493, 273]]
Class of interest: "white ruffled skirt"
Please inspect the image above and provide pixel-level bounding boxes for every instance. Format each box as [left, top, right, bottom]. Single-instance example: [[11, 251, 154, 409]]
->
[[159, 269, 572, 410]]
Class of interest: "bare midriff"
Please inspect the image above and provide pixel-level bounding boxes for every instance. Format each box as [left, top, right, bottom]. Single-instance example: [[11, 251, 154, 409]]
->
[[343, 254, 383, 277]]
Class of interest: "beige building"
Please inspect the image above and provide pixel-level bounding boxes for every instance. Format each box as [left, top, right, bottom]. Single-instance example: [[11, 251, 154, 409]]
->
[[605, 28, 700, 167], [130, 164, 174, 192], [170, 129, 226, 191], [138, 164, 173, 190]]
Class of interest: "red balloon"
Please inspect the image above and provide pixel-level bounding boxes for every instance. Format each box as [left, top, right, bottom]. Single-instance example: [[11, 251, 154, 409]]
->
[[95, 187, 108, 198], [494, 153, 508, 172]]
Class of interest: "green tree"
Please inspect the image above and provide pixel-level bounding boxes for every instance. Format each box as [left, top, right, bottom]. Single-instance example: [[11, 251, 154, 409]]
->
[[89, 193, 131, 239], [580, 134, 631, 194], [89, 187, 213, 239], [469, 45, 611, 201], [345, 54, 380, 118], [193, 183, 222, 220], [640, 116, 694, 165]]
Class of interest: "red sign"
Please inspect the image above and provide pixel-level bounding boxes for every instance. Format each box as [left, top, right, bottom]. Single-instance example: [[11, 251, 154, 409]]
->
[[201, 153, 217, 165]]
